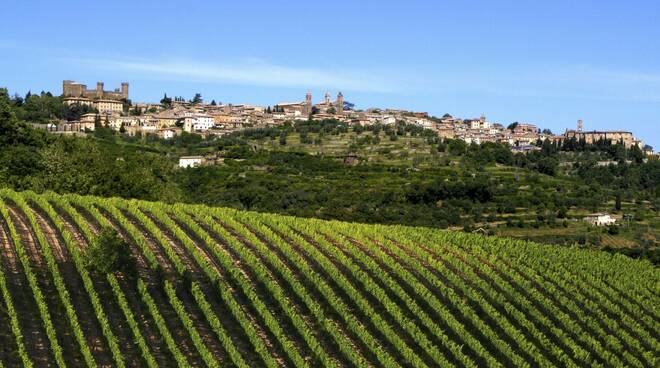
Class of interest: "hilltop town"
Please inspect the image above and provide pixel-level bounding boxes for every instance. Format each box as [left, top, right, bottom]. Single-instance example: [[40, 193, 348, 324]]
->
[[53, 80, 653, 155]]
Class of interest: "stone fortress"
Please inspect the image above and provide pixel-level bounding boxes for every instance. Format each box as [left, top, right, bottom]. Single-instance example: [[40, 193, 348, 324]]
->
[[62, 80, 129, 114], [63, 80, 128, 100]]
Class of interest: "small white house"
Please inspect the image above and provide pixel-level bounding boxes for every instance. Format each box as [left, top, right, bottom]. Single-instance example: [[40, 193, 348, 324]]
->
[[584, 213, 616, 226], [159, 129, 176, 140], [380, 115, 396, 125], [179, 156, 203, 168]]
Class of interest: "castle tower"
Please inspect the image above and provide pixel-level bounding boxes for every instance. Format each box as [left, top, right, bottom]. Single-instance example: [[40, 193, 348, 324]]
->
[[96, 82, 104, 98], [63, 80, 72, 96], [577, 119, 583, 132], [336, 92, 344, 115], [324, 92, 331, 105], [63, 80, 85, 97], [121, 82, 129, 99]]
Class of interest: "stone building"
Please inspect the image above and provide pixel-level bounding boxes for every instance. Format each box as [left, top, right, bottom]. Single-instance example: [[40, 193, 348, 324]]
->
[[560, 120, 642, 148], [563, 130, 640, 148], [276, 91, 314, 117], [62, 96, 123, 114], [63, 80, 128, 100]]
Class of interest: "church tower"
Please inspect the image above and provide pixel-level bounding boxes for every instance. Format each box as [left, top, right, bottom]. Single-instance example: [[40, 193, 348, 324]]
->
[[304, 90, 312, 115], [324, 91, 331, 105], [336, 92, 344, 115], [121, 82, 129, 99]]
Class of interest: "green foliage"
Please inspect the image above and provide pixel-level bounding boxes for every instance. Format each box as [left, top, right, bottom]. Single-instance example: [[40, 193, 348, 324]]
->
[[191, 93, 203, 104], [85, 227, 134, 274]]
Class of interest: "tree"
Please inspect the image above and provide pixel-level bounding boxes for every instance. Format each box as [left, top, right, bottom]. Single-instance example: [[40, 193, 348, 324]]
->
[[160, 93, 172, 108], [629, 145, 644, 163], [507, 122, 519, 131], [0, 88, 48, 147], [84, 227, 135, 274], [121, 98, 131, 114], [447, 139, 467, 155], [191, 93, 203, 105], [210, 99, 217, 106], [615, 193, 622, 211]]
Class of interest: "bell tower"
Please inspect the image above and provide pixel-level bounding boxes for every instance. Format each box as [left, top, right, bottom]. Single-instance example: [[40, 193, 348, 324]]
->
[[96, 82, 104, 98], [121, 82, 129, 99], [303, 90, 312, 116], [336, 92, 344, 115]]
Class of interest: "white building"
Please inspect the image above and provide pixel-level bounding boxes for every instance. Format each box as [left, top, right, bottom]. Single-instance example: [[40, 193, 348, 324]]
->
[[179, 156, 203, 168], [109, 116, 141, 131], [470, 119, 491, 130], [184, 114, 215, 132], [584, 213, 616, 226], [380, 115, 396, 125], [159, 129, 176, 140]]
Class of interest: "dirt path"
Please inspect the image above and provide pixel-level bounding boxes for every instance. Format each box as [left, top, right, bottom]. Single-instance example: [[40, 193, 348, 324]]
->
[[166, 213, 264, 365], [49, 199, 145, 367], [3, 201, 85, 367], [189, 214, 290, 367], [0, 219, 37, 367], [30, 202, 115, 367], [140, 210, 232, 365], [92, 205, 179, 367]]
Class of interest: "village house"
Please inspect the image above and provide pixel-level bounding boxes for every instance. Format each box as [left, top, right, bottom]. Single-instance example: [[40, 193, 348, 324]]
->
[[584, 213, 617, 227], [63, 96, 94, 108], [179, 156, 203, 168], [107, 116, 141, 131], [183, 114, 215, 132], [158, 128, 181, 140], [513, 123, 538, 134]]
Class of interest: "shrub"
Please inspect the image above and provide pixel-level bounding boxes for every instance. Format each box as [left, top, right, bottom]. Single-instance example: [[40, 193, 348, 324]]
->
[[85, 227, 135, 274]]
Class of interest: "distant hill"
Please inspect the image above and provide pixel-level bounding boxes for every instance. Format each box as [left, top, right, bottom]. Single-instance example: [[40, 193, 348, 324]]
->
[[0, 189, 657, 367]]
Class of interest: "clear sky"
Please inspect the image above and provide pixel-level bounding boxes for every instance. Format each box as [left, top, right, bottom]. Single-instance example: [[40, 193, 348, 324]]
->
[[1, 0, 658, 147]]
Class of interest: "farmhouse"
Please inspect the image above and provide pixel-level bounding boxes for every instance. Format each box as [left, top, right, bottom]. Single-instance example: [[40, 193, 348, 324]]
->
[[583, 213, 616, 226], [179, 156, 203, 168]]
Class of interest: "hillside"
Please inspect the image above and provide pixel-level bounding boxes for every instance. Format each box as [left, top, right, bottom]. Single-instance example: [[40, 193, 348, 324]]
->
[[0, 189, 657, 367], [1, 91, 658, 259]]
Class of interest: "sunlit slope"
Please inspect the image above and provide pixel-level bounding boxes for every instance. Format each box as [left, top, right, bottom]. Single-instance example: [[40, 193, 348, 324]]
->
[[0, 189, 657, 367]]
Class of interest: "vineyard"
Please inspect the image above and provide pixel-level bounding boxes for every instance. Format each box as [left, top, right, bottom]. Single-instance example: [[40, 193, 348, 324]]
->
[[0, 189, 657, 367]]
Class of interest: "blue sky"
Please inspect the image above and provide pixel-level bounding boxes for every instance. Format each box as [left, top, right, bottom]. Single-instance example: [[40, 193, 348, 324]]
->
[[1, 0, 659, 147]]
